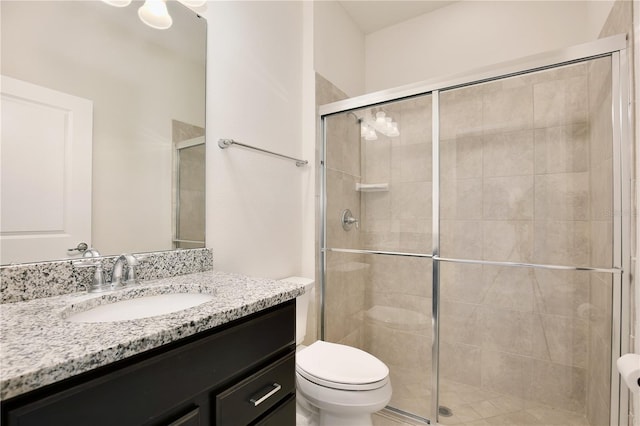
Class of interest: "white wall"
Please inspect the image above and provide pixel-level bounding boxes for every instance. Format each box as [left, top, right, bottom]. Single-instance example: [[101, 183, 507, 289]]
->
[[204, 1, 307, 278], [365, 1, 595, 92], [302, 1, 317, 280], [586, 0, 616, 38], [313, 1, 366, 97]]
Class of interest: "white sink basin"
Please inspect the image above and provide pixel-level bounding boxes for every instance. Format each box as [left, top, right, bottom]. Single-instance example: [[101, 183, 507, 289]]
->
[[67, 293, 215, 323]]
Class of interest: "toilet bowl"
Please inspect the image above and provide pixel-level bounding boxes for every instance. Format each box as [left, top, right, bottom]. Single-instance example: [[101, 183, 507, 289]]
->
[[279, 277, 392, 426], [296, 340, 392, 426]]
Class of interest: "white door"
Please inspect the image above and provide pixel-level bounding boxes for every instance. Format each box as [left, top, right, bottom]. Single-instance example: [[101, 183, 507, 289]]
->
[[1, 76, 93, 264]]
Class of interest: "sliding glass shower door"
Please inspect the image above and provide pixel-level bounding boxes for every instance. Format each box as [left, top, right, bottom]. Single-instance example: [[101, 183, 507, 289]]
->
[[323, 95, 434, 422], [437, 57, 616, 426], [321, 36, 628, 426]]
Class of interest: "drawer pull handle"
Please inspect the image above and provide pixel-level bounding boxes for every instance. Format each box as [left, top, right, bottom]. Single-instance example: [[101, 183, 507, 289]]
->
[[249, 383, 282, 407]]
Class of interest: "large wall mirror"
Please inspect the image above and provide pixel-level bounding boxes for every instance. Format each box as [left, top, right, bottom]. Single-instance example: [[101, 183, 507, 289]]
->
[[1, 1, 206, 265]]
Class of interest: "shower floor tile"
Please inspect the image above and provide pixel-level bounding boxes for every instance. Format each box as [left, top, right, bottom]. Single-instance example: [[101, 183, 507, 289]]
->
[[378, 387, 590, 426]]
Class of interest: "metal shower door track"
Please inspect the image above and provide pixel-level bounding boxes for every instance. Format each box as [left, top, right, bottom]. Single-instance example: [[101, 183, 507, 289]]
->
[[318, 34, 626, 117]]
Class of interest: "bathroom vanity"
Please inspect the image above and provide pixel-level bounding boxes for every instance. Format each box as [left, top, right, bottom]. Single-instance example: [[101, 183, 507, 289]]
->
[[0, 270, 305, 425]]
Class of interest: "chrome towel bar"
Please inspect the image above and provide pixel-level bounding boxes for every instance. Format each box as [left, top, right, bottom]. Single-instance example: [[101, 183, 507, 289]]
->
[[218, 139, 308, 167]]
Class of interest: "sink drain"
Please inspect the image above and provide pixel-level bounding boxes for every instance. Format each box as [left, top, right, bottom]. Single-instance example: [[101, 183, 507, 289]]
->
[[438, 406, 453, 417]]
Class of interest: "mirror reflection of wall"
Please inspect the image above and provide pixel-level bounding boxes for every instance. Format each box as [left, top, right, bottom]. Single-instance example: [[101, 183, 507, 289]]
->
[[0, 1, 206, 265]]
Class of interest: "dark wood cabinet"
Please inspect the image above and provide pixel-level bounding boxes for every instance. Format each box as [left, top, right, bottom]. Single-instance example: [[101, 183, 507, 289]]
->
[[1, 301, 296, 426]]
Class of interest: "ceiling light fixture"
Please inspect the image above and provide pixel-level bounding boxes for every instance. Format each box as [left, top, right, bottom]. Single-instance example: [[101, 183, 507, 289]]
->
[[102, 0, 133, 7], [101, 0, 206, 30], [138, 0, 173, 30]]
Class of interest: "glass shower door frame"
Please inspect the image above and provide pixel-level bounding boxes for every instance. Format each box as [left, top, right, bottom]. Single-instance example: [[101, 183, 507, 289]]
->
[[319, 34, 631, 426]]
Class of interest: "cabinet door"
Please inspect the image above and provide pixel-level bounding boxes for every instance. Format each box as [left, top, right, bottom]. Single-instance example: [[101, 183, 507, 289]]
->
[[165, 407, 200, 426]]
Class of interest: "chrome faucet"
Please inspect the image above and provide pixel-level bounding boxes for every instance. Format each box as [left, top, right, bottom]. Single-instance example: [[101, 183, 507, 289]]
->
[[110, 254, 139, 288], [73, 253, 141, 293]]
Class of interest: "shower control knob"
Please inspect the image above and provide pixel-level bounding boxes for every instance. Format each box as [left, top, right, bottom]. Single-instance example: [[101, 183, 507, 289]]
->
[[341, 209, 359, 231]]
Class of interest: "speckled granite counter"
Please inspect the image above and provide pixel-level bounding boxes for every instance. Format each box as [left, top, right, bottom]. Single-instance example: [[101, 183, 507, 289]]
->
[[0, 270, 306, 401]]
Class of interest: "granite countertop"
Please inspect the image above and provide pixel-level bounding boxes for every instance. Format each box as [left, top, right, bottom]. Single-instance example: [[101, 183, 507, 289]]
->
[[0, 270, 306, 401]]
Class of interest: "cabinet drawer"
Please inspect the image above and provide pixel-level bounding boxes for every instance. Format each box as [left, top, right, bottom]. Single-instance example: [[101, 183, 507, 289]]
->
[[216, 352, 295, 425]]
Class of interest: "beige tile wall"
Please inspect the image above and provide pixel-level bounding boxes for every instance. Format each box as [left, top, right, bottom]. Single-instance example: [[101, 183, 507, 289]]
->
[[364, 255, 433, 419], [324, 251, 368, 345], [361, 95, 433, 254]]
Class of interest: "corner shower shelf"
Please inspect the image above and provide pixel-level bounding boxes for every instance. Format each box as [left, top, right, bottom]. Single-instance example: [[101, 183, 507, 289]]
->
[[355, 183, 389, 192]]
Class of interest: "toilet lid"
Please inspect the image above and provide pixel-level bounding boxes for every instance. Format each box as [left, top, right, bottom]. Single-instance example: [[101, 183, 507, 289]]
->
[[296, 341, 389, 390]]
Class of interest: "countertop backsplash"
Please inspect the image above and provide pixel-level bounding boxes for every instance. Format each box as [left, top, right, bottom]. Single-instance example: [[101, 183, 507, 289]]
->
[[0, 248, 213, 304]]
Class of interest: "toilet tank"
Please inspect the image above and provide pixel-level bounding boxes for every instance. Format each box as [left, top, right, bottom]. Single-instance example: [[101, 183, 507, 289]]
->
[[278, 277, 314, 345]]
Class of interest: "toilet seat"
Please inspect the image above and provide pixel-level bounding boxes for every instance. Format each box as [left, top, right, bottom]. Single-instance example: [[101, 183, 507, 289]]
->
[[296, 341, 389, 391]]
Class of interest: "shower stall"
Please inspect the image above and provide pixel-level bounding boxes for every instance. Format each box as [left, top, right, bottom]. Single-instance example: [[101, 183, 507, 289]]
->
[[319, 35, 631, 425]]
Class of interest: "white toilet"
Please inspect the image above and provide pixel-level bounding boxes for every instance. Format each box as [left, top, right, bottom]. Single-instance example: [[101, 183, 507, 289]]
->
[[280, 277, 392, 426]]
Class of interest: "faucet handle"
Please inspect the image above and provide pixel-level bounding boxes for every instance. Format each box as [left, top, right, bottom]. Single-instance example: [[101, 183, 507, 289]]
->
[[88, 265, 109, 293], [72, 258, 109, 293]]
